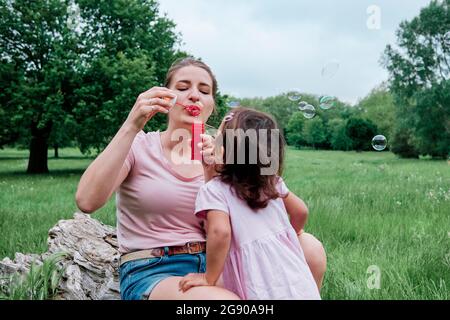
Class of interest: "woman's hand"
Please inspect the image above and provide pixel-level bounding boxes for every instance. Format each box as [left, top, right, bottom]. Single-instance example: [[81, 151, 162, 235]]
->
[[124, 87, 176, 134], [179, 273, 213, 292]]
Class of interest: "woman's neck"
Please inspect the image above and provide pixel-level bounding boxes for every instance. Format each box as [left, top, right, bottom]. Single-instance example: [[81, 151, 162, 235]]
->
[[160, 123, 192, 152]]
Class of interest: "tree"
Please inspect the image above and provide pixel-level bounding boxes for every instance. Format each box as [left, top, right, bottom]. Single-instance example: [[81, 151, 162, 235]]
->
[[328, 118, 352, 151], [0, 0, 80, 172], [0, 0, 183, 172], [240, 94, 297, 131], [285, 112, 306, 148], [207, 93, 232, 130], [358, 83, 396, 140], [302, 117, 328, 149], [345, 118, 378, 151], [382, 0, 450, 158], [390, 121, 420, 158], [66, 0, 184, 155], [413, 80, 450, 157]]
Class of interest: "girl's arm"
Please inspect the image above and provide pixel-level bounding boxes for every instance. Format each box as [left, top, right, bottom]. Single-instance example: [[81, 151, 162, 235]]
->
[[179, 210, 231, 292], [204, 210, 232, 285], [282, 192, 309, 234]]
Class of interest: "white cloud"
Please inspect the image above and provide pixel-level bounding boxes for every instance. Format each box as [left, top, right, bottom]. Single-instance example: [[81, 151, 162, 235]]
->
[[158, 0, 432, 105]]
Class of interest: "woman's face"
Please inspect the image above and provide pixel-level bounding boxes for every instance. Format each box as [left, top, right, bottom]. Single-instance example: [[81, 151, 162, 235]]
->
[[168, 65, 215, 125]]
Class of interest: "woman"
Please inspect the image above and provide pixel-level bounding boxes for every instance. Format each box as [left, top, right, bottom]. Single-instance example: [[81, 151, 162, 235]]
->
[[75, 57, 326, 300]]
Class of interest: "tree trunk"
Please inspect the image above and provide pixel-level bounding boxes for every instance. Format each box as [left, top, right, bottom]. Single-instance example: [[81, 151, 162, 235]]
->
[[54, 145, 59, 158], [0, 213, 120, 300], [27, 135, 49, 173]]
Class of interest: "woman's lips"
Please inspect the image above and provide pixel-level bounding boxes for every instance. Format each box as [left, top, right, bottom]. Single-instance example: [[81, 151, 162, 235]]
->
[[185, 105, 201, 117], [174, 102, 203, 117]]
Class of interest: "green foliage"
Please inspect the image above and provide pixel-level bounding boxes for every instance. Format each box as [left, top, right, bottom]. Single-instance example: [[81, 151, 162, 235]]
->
[[328, 118, 353, 151], [413, 80, 450, 158], [73, 51, 160, 154], [358, 83, 396, 139], [0, 252, 67, 300], [345, 118, 378, 151], [0, 0, 78, 151], [207, 92, 231, 129], [238, 92, 323, 131], [285, 112, 306, 148], [240, 92, 382, 152], [302, 117, 328, 149], [71, 0, 182, 155], [382, 0, 450, 159], [0, 0, 183, 168], [390, 120, 420, 158]]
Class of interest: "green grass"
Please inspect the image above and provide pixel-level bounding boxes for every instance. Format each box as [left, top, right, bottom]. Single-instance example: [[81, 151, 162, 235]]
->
[[0, 252, 66, 300], [0, 148, 116, 258], [0, 147, 449, 299]]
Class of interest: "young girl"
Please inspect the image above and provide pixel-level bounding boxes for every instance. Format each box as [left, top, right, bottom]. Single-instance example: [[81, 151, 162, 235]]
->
[[179, 108, 321, 300]]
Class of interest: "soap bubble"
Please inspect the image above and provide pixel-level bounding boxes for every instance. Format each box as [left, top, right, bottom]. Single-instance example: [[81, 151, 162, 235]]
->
[[227, 101, 240, 108], [298, 101, 308, 111], [302, 104, 316, 119], [321, 60, 340, 78], [372, 135, 387, 151], [319, 96, 336, 110], [287, 90, 302, 102]]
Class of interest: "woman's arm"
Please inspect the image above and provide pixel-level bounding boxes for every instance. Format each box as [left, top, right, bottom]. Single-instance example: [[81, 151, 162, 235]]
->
[[75, 124, 137, 213], [75, 87, 175, 213], [282, 192, 309, 234], [179, 210, 231, 292]]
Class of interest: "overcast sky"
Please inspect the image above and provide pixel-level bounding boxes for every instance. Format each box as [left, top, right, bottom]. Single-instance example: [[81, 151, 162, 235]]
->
[[158, 0, 432, 105]]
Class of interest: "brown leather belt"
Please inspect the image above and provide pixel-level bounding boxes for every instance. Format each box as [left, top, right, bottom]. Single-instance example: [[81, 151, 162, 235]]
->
[[119, 241, 206, 266]]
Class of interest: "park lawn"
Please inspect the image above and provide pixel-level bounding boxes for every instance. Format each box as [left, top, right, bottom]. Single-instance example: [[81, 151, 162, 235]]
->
[[0, 147, 449, 299]]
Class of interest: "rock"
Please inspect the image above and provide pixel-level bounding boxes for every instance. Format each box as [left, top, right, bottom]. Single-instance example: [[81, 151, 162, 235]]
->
[[0, 212, 121, 300]]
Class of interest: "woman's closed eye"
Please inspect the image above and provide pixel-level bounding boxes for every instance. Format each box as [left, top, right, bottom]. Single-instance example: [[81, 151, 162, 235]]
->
[[199, 87, 211, 95], [176, 87, 210, 95]]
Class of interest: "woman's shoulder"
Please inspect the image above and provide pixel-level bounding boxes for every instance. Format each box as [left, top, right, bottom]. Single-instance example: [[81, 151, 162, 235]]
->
[[136, 130, 159, 139], [132, 130, 159, 145]]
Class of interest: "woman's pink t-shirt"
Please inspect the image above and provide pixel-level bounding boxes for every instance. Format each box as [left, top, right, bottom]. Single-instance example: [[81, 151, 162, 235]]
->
[[116, 131, 206, 254]]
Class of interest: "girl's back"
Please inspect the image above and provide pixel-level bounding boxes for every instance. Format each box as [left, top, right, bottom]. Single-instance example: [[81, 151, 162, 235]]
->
[[195, 176, 321, 300]]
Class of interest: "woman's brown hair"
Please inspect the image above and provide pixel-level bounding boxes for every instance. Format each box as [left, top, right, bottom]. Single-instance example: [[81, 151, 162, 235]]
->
[[217, 107, 286, 210], [164, 57, 218, 100]]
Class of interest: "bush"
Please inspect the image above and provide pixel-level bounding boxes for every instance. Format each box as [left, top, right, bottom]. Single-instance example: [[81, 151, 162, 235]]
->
[[328, 118, 353, 151], [345, 118, 378, 151]]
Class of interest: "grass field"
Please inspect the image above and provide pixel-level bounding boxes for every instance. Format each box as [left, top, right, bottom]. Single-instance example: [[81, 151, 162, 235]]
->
[[0, 147, 449, 299]]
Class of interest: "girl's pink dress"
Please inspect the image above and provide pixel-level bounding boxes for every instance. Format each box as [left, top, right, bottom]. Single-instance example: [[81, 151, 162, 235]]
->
[[195, 177, 321, 300]]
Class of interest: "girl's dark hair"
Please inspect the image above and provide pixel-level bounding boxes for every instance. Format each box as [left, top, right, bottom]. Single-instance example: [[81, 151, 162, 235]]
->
[[217, 108, 285, 210], [164, 57, 218, 100]]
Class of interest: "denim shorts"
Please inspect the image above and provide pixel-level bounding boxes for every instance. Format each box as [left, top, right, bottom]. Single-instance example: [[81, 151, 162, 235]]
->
[[119, 249, 206, 300]]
